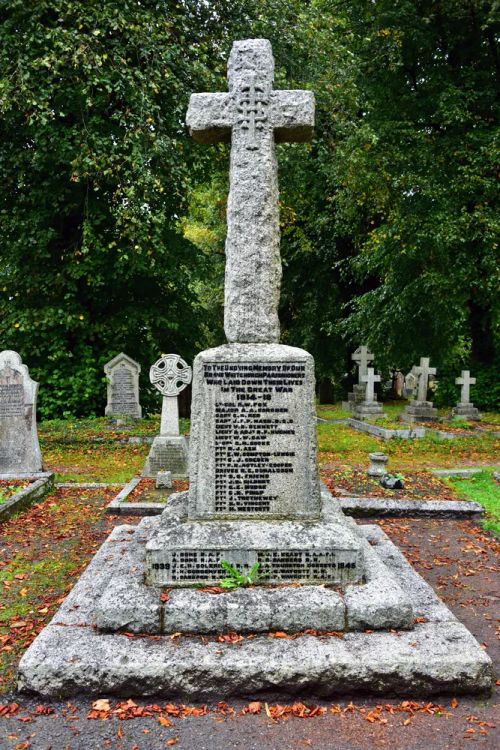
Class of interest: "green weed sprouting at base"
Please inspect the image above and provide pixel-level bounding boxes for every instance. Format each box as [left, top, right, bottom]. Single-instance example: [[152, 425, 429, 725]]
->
[[219, 561, 265, 590]]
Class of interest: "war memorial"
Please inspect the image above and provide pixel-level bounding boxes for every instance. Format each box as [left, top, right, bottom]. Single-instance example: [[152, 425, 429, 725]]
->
[[18, 40, 493, 699]]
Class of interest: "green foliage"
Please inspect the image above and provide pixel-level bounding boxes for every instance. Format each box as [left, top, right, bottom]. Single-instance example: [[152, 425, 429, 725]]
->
[[219, 560, 265, 589], [0, 0, 243, 417]]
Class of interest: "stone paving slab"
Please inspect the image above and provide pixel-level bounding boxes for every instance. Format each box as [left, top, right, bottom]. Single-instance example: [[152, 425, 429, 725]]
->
[[18, 524, 493, 699], [347, 419, 426, 440]]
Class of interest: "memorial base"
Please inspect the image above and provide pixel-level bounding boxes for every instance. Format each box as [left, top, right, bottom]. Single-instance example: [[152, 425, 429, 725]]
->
[[400, 401, 439, 423], [18, 520, 493, 699], [144, 488, 364, 587], [352, 401, 385, 420], [142, 436, 188, 478], [342, 384, 366, 412], [452, 404, 481, 421]]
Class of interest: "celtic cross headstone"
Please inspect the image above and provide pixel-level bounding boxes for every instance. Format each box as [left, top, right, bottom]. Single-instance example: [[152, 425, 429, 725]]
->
[[352, 346, 374, 384], [145, 39, 365, 589], [149, 354, 192, 437], [142, 354, 192, 478]]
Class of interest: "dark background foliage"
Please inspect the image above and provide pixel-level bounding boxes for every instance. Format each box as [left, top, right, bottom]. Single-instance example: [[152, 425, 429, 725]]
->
[[0, 0, 498, 417]]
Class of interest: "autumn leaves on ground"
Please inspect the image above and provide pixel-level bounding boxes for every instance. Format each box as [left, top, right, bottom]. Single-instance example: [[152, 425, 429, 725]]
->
[[0, 410, 499, 749]]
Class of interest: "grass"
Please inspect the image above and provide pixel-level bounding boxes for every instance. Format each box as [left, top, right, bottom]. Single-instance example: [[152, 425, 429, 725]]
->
[[39, 415, 190, 442], [43, 442, 150, 483], [446, 470, 500, 536]]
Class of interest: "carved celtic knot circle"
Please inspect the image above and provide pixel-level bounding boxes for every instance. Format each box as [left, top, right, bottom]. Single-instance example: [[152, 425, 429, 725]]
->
[[149, 354, 192, 397]]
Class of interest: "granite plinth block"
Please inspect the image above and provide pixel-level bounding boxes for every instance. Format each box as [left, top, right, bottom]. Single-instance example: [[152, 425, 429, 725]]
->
[[142, 436, 189, 478], [96, 510, 413, 634], [145, 489, 364, 587], [451, 404, 481, 421], [18, 524, 493, 699], [401, 401, 438, 423], [352, 402, 384, 420], [187, 344, 321, 521]]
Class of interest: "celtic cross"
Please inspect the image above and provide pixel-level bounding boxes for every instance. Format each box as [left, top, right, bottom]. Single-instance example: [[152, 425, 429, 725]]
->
[[186, 39, 314, 343], [150, 354, 192, 436], [352, 346, 374, 384]]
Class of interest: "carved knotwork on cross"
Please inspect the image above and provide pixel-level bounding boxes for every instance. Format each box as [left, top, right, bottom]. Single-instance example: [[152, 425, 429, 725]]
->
[[237, 72, 269, 150], [149, 354, 192, 397]]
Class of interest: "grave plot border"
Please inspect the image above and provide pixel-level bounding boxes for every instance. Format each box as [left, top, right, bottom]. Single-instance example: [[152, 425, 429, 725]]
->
[[347, 418, 426, 440], [18, 523, 493, 699], [0, 472, 54, 521], [338, 496, 484, 518], [105, 476, 165, 516]]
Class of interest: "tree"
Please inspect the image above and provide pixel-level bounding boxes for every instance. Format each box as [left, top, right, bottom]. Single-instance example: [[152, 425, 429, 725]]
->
[[0, 0, 238, 416]]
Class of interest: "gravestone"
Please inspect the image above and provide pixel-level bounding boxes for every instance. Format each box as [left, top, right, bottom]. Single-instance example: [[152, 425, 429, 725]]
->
[[401, 357, 438, 422], [342, 345, 374, 411], [452, 370, 480, 421], [104, 353, 142, 419], [0, 351, 42, 473], [352, 367, 385, 420], [143, 354, 192, 478], [146, 38, 365, 586]]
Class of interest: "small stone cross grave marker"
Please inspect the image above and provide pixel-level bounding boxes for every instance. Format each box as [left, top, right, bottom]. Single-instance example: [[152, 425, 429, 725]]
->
[[186, 38, 314, 344], [456, 370, 475, 406], [362, 367, 381, 404], [414, 357, 437, 402]]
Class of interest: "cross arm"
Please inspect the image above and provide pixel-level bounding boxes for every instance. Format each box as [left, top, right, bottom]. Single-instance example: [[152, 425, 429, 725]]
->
[[272, 90, 315, 143], [186, 93, 233, 144]]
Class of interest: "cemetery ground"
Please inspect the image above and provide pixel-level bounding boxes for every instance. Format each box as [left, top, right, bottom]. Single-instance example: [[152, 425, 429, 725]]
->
[[0, 406, 499, 749]]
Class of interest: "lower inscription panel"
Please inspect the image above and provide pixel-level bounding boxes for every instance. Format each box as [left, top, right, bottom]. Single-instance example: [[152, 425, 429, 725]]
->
[[147, 547, 360, 586]]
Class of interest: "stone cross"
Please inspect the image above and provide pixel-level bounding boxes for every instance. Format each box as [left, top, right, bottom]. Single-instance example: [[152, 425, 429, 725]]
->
[[352, 346, 374, 384], [456, 370, 475, 405], [150, 354, 192, 436], [361, 367, 380, 403], [186, 39, 314, 344], [415, 357, 436, 402]]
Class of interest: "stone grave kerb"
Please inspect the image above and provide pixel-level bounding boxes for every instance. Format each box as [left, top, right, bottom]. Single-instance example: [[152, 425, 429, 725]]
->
[[0, 350, 42, 473], [104, 352, 142, 419]]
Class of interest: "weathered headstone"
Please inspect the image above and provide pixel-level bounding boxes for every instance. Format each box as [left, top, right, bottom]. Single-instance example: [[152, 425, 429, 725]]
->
[[146, 39, 364, 586], [143, 354, 192, 478], [401, 357, 438, 423], [104, 353, 142, 419], [452, 370, 480, 421], [342, 345, 374, 411], [0, 351, 42, 473]]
